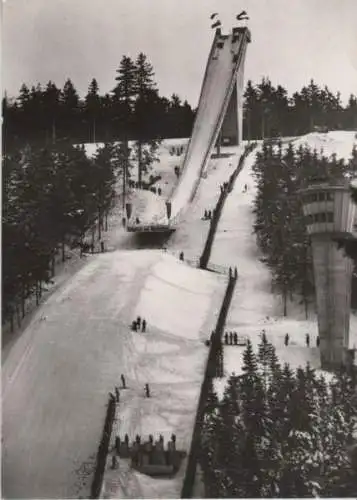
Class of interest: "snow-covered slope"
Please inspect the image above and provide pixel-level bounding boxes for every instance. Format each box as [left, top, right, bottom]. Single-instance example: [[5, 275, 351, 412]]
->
[[3, 131, 357, 498], [290, 130, 357, 160], [209, 136, 357, 393], [2, 251, 225, 499]]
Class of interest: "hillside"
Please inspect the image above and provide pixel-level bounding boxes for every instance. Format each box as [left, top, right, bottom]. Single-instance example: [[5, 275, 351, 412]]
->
[[2, 132, 357, 499]]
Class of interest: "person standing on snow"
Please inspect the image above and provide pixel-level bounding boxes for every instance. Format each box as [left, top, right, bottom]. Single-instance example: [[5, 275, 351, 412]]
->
[[142, 319, 146, 333], [115, 386, 120, 403], [121, 374, 126, 389], [306, 333, 310, 347], [145, 383, 150, 398], [284, 333, 289, 346]]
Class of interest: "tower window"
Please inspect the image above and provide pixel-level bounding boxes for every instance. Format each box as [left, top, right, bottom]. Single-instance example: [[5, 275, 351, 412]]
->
[[305, 214, 314, 225]]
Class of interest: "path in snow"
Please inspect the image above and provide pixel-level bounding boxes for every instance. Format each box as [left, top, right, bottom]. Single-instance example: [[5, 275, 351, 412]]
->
[[167, 146, 243, 260]]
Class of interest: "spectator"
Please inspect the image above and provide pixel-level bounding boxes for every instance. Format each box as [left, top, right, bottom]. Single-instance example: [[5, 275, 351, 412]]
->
[[224, 332, 229, 344], [115, 436, 121, 453], [142, 319, 146, 333], [233, 332, 238, 345], [136, 316, 141, 329], [229, 332, 233, 345], [115, 386, 120, 403], [306, 333, 310, 347], [284, 333, 289, 346], [179, 251, 184, 261], [121, 374, 126, 389], [316, 336, 320, 347], [145, 383, 150, 398]]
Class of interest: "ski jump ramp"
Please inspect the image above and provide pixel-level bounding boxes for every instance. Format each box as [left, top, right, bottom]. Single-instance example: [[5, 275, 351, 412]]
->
[[127, 26, 251, 233]]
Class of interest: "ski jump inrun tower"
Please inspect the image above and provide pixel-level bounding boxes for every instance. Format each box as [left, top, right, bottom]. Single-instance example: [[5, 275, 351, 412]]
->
[[126, 26, 251, 233], [300, 178, 356, 370]]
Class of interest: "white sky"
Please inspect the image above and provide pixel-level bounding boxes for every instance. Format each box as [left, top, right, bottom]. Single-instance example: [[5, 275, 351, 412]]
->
[[2, 0, 357, 106]]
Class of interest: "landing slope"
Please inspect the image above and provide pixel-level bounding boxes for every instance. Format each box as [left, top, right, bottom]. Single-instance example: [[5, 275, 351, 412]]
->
[[2, 251, 225, 499]]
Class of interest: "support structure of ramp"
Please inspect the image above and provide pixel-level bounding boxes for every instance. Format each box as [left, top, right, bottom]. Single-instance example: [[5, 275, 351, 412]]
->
[[126, 26, 251, 233]]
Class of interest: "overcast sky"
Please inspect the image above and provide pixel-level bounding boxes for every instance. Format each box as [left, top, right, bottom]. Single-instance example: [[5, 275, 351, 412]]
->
[[2, 0, 357, 106]]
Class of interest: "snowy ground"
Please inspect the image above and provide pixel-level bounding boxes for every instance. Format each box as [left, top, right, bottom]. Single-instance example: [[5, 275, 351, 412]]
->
[[3, 132, 357, 499], [2, 251, 226, 499], [209, 132, 357, 392], [290, 130, 357, 160]]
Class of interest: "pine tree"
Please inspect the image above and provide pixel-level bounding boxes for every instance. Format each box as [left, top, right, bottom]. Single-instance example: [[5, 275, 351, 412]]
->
[[133, 53, 161, 184], [85, 78, 101, 142], [42, 81, 61, 143], [112, 55, 137, 197], [60, 79, 80, 139]]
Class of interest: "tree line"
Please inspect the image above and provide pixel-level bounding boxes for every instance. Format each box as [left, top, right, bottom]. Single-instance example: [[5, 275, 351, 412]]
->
[[244, 78, 357, 139], [199, 336, 357, 497], [2, 52, 195, 151], [2, 140, 128, 331], [3, 58, 357, 151], [252, 140, 357, 316]]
